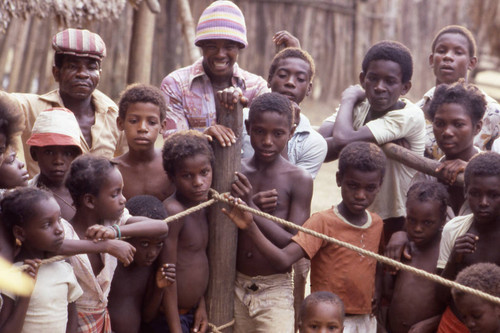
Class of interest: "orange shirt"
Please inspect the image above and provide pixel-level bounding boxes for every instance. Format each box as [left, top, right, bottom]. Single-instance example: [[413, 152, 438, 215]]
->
[[292, 206, 383, 314]]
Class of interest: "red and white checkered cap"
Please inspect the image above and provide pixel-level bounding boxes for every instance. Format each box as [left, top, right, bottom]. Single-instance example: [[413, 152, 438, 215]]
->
[[52, 28, 106, 60]]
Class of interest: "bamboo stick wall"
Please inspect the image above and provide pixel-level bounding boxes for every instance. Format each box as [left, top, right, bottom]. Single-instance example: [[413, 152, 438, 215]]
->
[[0, 0, 498, 103]]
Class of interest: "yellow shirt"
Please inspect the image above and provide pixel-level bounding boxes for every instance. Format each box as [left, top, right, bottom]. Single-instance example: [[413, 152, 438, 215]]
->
[[6, 89, 127, 176]]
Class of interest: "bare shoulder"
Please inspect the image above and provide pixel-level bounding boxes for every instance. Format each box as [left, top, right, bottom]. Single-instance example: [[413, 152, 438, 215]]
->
[[163, 196, 184, 216], [112, 154, 131, 168], [284, 160, 313, 184]]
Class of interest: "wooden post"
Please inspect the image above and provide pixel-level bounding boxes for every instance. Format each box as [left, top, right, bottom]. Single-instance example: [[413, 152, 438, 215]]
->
[[382, 142, 464, 186], [206, 103, 242, 332], [177, 0, 200, 64], [127, 0, 156, 84]]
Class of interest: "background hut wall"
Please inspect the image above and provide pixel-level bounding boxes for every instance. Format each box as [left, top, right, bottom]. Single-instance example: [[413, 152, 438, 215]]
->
[[0, 0, 498, 103]]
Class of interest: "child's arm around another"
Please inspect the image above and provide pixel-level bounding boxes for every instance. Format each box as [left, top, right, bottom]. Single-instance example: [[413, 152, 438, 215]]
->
[[322, 86, 377, 161], [85, 216, 169, 241]]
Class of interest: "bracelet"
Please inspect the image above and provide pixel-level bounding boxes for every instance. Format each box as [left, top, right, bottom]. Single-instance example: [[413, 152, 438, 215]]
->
[[107, 226, 117, 239], [112, 224, 122, 240]]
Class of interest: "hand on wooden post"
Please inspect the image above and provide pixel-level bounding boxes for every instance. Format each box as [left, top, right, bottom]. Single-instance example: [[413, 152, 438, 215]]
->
[[221, 194, 254, 230], [217, 86, 248, 110]]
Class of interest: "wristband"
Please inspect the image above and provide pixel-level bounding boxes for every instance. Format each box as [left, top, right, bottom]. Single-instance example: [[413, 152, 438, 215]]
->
[[112, 224, 122, 240], [107, 226, 117, 239]]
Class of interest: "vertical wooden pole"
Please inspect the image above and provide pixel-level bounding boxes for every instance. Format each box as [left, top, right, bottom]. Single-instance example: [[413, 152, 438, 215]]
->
[[127, 0, 156, 84], [206, 103, 242, 332], [177, 0, 200, 63]]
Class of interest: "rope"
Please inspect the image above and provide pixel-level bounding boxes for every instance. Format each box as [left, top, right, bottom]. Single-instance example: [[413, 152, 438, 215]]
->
[[18, 198, 217, 271], [207, 319, 235, 332], [17, 189, 500, 307], [210, 190, 500, 306]]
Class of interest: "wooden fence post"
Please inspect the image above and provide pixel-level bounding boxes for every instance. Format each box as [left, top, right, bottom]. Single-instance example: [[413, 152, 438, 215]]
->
[[206, 102, 243, 332], [177, 0, 200, 64], [127, 0, 156, 84]]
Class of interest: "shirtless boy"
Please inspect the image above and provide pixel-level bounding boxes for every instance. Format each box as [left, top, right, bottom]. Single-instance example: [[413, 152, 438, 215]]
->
[[437, 152, 500, 332], [386, 181, 448, 333], [159, 130, 214, 333], [109, 195, 175, 333], [231, 92, 313, 332], [224, 141, 386, 332], [114, 84, 174, 201]]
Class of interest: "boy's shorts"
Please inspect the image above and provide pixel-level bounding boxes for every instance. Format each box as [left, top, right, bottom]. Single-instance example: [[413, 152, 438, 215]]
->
[[234, 271, 294, 333], [140, 309, 194, 333]]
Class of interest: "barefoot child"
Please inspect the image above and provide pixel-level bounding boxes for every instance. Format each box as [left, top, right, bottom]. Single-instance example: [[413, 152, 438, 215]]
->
[[418, 25, 500, 158], [298, 291, 345, 333], [114, 84, 174, 201], [63, 154, 169, 332], [0, 187, 83, 333], [437, 152, 500, 331], [158, 130, 214, 333], [385, 181, 448, 333], [232, 92, 312, 332], [319, 41, 425, 242], [109, 195, 175, 333], [224, 141, 386, 332], [452, 263, 500, 333], [27, 108, 83, 221]]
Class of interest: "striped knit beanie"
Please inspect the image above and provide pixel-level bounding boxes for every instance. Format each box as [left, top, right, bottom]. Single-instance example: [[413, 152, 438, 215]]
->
[[52, 28, 106, 60], [195, 1, 248, 48]]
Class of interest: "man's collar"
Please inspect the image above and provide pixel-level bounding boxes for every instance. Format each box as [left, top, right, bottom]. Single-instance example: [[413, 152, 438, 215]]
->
[[38, 89, 115, 114], [188, 58, 245, 90]]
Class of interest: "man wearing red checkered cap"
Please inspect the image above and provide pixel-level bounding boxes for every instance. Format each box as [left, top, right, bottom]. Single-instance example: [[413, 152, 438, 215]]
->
[[1, 28, 127, 177]]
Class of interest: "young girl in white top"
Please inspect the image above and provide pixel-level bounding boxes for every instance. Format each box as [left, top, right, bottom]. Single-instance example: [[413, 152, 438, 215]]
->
[[0, 187, 83, 333]]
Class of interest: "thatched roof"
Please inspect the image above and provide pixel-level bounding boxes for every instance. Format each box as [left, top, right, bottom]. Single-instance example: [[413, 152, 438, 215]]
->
[[0, 0, 144, 31]]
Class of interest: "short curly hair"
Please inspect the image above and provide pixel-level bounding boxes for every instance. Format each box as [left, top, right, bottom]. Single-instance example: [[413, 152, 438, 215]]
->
[[431, 25, 477, 58], [464, 152, 500, 189], [0, 97, 24, 148], [65, 154, 118, 207], [248, 92, 294, 128], [1, 187, 53, 229], [268, 47, 315, 83], [337, 142, 386, 181], [428, 80, 486, 126], [452, 263, 500, 303], [126, 195, 168, 220], [162, 130, 214, 178], [118, 83, 166, 121], [361, 41, 413, 84], [406, 181, 449, 219], [299, 291, 345, 324]]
